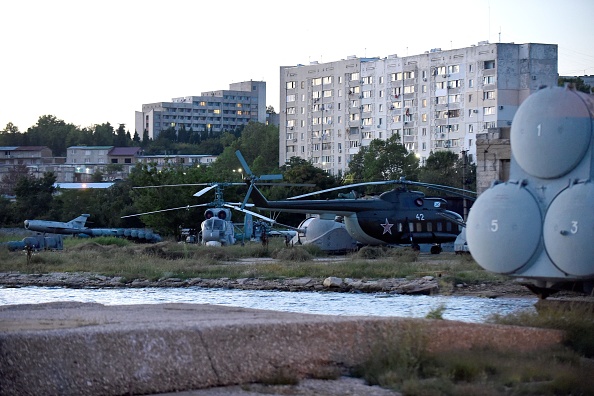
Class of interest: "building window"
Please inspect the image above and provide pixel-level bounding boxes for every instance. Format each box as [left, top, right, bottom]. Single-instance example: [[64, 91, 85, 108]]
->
[[286, 81, 296, 89], [422, 85, 427, 93], [468, 79, 474, 88], [286, 94, 296, 102], [483, 91, 496, 100], [469, 124, 474, 133], [422, 113, 427, 122], [391, 72, 403, 81], [484, 60, 495, 69], [469, 64, 473, 72], [483, 106, 495, 115], [483, 76, 495, 85], [447, 64, 459, 74]]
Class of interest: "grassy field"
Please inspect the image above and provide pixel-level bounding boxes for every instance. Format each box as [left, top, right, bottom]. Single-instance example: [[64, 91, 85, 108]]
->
[[0, 234, 505, 287]]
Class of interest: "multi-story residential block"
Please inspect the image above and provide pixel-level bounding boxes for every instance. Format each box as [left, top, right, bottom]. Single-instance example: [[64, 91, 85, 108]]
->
[[0, 146, 69, 181], [135, 154, 217, 171], [0, 146, 53, 165], [135, 81, 267, 140], [279, 42, 558, 176]]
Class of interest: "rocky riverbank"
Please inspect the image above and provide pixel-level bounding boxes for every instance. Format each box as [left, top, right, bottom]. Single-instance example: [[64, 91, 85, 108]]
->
[[0, 270, 534, 298]]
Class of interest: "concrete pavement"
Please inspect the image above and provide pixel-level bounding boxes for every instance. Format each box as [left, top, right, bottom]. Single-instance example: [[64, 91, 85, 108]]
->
[[0, 301, 563, 396]]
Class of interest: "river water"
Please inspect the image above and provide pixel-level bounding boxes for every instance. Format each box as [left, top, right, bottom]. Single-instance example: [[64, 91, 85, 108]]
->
[[0, 286, 537, 323]]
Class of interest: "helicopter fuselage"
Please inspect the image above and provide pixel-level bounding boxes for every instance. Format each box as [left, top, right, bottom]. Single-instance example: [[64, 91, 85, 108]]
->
[[250, 187, 463, 247]]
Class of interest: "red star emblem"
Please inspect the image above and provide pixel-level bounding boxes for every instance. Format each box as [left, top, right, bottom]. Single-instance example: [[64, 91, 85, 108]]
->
[[380, 218, 394, 235]]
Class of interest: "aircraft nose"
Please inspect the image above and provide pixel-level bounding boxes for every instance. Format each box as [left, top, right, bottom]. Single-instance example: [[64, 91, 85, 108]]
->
[[24, 220, 30, 229]]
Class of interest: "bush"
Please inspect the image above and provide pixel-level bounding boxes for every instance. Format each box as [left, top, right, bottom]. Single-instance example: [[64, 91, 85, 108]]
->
[[271, 247, 313, 262]]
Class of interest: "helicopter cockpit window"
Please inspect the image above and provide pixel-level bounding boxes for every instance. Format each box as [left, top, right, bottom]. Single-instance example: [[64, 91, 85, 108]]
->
[[398, 223, 403, 232], [427, 222, 433, 232], [446, 222, 452, 232], [414, 198, 424, 207], [416, 223, 423, 232], [436, 222, 443, 232], [217, 211, 227, 220], [203, 218, 226, 231]]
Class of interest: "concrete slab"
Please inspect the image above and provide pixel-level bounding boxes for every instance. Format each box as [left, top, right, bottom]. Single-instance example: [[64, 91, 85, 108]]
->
[[0, 302, 563, 396]]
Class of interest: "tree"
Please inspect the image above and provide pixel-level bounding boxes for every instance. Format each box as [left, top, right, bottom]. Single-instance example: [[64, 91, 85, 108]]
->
[[0, 164, 30, 195], [558, 76, 592, 94], [26, 115, 77, 156], [346, 135, 419, 192], [418, 150, 477, 194], [266, 105, 276, 114], [133, 130, 141, 143], [142, 129, 150, 145], [13, 172, 57, 220], [93, 123, 115, 146], [125, 163, 208, 234], [0, 122, 23, 146], [115, 124, 128, 147], [91, 171, 104, 182]]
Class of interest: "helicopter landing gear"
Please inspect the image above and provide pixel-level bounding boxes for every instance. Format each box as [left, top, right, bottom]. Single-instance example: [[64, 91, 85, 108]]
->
[[430, 244, 443, 255]]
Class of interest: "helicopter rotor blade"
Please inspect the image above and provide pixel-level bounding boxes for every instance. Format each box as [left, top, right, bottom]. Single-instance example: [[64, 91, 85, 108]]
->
[[287, 180, 402, 200], [224, 204, 304, 233], [235, 150, 253, 178], [121, 204, 209, 218], [256, 182, 316, 187], [288, 178, 477, 200], [235, 150, 283, 182], [193, 185, 216, 197], [133, 183, 209, 189]]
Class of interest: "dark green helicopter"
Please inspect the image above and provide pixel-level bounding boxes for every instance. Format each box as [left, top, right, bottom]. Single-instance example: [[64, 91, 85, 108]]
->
[[236, 151, 476, 254]]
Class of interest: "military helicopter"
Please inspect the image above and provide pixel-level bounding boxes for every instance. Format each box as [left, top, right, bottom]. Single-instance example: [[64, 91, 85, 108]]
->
[[236, 150, 475, 254], [123, 182, 251, 246], [123, 179, 305, 246]]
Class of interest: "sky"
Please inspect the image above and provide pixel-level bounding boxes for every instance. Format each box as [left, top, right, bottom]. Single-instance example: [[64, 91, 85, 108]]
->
[[1, 0, 593, 135]]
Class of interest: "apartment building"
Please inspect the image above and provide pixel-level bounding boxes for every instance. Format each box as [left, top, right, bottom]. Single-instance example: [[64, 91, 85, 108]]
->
[[279, 42, 558, 176], [135, 81, 267, 140]]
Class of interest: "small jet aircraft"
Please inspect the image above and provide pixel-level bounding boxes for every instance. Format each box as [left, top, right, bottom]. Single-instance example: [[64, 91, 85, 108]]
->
[[24, 214, 90, 235], [235, 150, 474, 254], [23, 214, 162, 242]]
